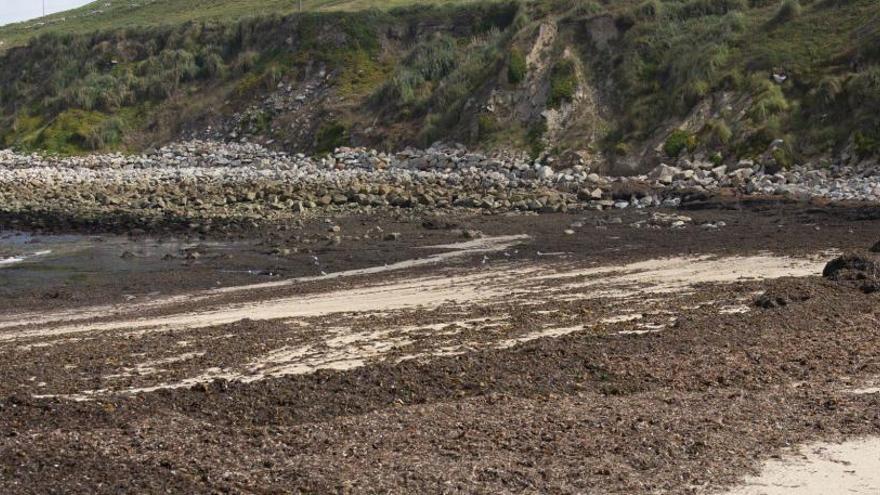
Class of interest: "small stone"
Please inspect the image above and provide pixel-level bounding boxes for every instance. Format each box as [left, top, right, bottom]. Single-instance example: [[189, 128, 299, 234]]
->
[[537, 166, 555, 180], [648, 164, 680, 184]]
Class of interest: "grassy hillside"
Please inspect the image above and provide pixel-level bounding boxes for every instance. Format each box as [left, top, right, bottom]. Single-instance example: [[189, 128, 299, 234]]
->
[[0, 0, 878, 171], [0, 0, 479, 49]]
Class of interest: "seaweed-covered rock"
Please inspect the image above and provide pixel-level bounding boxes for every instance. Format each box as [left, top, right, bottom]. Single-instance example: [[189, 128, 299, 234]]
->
[[822, 253, 880, 293], [754, 280, 815, 309]]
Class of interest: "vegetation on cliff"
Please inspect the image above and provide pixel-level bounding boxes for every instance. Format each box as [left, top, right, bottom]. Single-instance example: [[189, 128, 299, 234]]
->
[[0, 0, 877, 170]]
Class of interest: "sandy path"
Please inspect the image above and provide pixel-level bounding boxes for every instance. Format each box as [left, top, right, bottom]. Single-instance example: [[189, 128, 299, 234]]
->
[[0, 234, 528, 332], [0, 251, 827, 343], [724, 438, 880, 495]]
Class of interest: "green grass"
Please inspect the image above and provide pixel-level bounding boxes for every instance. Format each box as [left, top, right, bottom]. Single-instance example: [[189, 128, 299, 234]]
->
[[0, 0, 483, 49], [28, 109, 117, 154]]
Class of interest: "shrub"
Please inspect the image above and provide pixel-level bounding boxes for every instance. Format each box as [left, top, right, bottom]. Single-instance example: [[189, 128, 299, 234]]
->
[[771, 145, 795, 168], [527, 121, 547, 160], [315, 121, 348, 154], [478, 114, 498, 138], [664, 129, 693, 157], [547, 58, 578, 108], [854, 131, 879, 158], [507, 47, 527, 84]]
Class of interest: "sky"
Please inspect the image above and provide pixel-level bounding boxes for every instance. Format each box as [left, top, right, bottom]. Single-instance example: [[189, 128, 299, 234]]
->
[[0, 0, 93, 26]]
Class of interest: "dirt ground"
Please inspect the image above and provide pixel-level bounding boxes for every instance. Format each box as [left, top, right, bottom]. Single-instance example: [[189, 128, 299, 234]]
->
[[1, 200, 879, 494]]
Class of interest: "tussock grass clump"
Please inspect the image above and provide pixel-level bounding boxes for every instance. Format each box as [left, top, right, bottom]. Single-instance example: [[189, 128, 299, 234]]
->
[[547, 58, 578, 108], [811, 74, 845, 106], [418, 27, 510, 144], [561, 0, 602, 20], [772, 0, 802, 24], [427, 29, 506, 115], [375, 35, 457, 105], [846, 65, 880, 115], [705, 119, 733, 146], [673, 0, 748, 20], [817, 0, 859, 8], [745, 75, 790, 124], [507, 47, 527, 84], [635, 0, 663, 20], [609, 7, 746, 143]]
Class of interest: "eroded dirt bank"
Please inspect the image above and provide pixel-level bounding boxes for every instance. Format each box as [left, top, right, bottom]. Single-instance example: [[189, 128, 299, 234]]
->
[[1, 202, 879, 494]]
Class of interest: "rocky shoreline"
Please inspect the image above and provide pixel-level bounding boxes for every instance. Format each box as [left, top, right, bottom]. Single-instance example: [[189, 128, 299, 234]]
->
[[2, 141, 879, 233]]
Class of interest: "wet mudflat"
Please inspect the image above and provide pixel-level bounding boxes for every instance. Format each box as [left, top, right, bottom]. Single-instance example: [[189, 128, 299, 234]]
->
[[1, 201, 879, 494]]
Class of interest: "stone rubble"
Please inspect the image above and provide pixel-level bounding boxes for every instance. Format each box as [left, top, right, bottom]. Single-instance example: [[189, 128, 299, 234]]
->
[[1, 141, 878, 227]]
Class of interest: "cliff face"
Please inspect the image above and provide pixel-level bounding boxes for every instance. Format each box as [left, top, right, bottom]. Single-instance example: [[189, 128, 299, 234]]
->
[[1, 0, 878, 174]]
